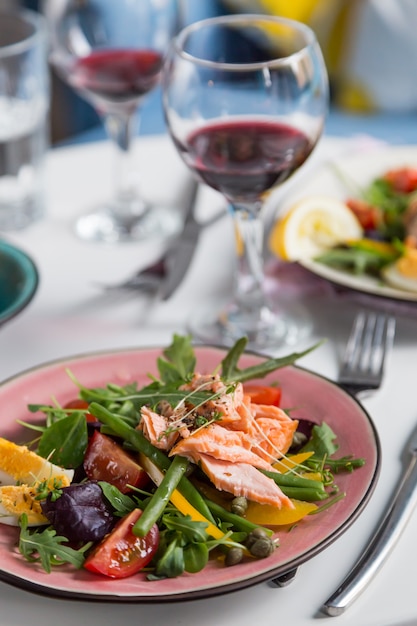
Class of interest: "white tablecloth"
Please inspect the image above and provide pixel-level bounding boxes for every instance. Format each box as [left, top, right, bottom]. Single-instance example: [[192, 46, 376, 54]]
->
[[0, 134, 416, 626]]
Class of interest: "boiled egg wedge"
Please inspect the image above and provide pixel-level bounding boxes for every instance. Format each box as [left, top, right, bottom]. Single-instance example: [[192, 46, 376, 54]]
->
[[0, 437, 74, 526], [382, 246, 417, 293], [0, 437, 74, 486], [0, 484, 51, 526]]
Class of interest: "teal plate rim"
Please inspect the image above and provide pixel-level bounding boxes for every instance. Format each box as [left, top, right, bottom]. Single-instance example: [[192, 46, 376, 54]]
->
[[0, 240, 39, 325]]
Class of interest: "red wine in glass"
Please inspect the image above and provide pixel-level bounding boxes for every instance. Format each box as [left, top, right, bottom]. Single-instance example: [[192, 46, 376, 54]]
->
[[176, 119, 314, 200], [70, 49, 164, 110], [44, 0, 180, 243], [163, 14, 328, 349]]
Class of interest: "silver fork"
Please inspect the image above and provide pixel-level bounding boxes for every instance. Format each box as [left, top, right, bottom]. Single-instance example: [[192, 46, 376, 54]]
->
[[337, 310, 396, 397], [318, 311, 400, 616], [270, 310, 396, 590]]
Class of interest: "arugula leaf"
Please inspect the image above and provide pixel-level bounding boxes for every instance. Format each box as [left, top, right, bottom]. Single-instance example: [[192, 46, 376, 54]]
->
[[98, 482, 137, 516], [221, 341, 323, 383], [18, 514, 90, 573], [158, 334, 196, 382], [299, 423, 365, 473], [37, 413, 88, 468], [300, 422, 339, 459], [316, 245, 399, 276], [27, 403, 69, 428], [162, 513, 210, 543], [220, 337, 248, 380]]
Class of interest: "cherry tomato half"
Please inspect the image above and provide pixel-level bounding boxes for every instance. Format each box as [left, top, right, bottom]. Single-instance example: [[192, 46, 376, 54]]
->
[[383, 167, 417, 193], [243, 384, 282, 406], [345, 198, 381, 231], [83, 430, 149, 493], [84, 509, 159, 579]]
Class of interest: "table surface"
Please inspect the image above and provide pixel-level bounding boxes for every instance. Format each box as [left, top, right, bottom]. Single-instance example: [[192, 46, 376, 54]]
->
[[1, 126, 417, 626]]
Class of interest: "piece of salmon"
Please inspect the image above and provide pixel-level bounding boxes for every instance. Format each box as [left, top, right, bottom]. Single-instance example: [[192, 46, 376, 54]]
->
[[181, 374, 245, 426], [169, 423, 273, 471], [251, 404, 299, 463], [139, 406, 179, 450], [198, 453, 294, 509], [138, 373, 299, 509]]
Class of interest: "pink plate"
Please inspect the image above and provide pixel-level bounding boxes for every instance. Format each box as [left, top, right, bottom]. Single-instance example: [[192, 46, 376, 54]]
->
[[0, 345, 380, 602]]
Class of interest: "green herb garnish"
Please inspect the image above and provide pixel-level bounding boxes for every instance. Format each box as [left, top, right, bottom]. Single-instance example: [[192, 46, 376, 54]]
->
[[18, 514, 91, 572]]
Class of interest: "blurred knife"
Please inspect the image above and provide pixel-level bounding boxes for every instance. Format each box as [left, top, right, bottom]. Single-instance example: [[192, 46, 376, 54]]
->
[[159, 180, 226, 300], [96, 181, 225, 296], [158, 178, 200, 300]]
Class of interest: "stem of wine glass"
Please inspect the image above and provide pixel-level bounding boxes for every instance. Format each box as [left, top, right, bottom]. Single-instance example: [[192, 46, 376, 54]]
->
[[104, 108, 146, 220], [231, 202, 276, 335]]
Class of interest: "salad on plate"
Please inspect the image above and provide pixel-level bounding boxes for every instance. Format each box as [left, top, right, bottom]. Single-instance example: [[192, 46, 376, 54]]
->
[[270, 165, 417, 293], [0, 335, 366, 582]]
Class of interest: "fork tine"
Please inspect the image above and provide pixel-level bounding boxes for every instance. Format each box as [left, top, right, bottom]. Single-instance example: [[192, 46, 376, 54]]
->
[[357, 312, 377, 372], [339, 311, 396, 394], [376, 315, 396, 376], [341, 311, 366, 373]]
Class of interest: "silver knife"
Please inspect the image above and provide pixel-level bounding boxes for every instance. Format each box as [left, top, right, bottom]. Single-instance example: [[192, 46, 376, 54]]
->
[[321, 422, 417, 616], [159, 181, 226, 300], [96, 181, 225, 296], [158, 178, 200, 300]]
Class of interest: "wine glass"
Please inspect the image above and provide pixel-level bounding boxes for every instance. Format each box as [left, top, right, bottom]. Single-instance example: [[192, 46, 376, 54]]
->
[[43, 0, 181, 243], [163, 14, 328, 350]]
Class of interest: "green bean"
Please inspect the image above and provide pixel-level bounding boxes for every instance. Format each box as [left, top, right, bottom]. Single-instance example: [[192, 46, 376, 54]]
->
[[276, 487, 329, 501], [88, 402, 216, 523], [133, 455, 189, 537], [261, 469, 328, 501], [261, 469, 325, 492]]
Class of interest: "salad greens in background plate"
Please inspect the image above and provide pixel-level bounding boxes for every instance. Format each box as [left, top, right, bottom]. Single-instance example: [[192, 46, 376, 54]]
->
[[0, 341, 380, 602], [275, 145, 417, 303]]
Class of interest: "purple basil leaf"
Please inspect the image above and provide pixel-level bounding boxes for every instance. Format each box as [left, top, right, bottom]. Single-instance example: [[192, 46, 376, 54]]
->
[[41, 481, 115, 544]]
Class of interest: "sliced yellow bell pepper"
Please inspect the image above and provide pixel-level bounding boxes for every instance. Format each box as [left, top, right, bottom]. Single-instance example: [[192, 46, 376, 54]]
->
[[169, 489, 225, 540], [273, 451, 314, 472], [245, 498, 318, 526], [302, 472, 323, 482], [349, 238, 398, 256]]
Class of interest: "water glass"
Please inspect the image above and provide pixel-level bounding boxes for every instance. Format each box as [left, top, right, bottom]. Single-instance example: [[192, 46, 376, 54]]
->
[[0, 9, 49, 230]]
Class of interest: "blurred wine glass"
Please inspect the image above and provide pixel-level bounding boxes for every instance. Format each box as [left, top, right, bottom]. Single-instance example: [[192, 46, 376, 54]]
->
[[43, 0, 181, 243], [163, 14, 328, 350]]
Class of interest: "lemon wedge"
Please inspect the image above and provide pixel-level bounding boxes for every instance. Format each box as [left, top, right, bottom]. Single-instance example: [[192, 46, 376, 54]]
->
[[269, 195, 364, 261]]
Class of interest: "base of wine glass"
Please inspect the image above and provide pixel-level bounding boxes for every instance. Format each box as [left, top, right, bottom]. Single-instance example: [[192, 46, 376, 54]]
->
[[74, 202, 182, 243], [188, 299, 313, 354]]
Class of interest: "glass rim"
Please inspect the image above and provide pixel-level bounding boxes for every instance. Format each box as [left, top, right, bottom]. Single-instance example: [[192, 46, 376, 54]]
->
[[0, 8, 47, 59], [172, 13, 318, 71]]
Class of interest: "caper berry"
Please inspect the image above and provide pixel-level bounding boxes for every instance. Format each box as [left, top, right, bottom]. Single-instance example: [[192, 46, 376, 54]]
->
[[245, 527, 268, 549], [248, 537, 275, 559], [290, 431, 308, 450], [231, 496, 248, 516], [225, 547, 244, 567]]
